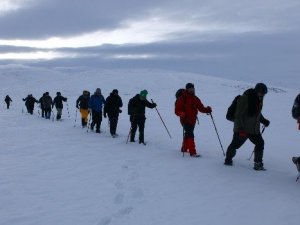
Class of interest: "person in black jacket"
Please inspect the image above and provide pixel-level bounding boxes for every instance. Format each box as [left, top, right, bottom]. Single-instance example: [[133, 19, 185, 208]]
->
[[104, 89, 123, 137], [4, 95, 12, 109], [53, 92, 67, 120], [128, 90, 156, 144], [76, 90, 90, 128], [42, 92, 53, 119], [38, 93, 46, 117], [23, 94, 38, 114]]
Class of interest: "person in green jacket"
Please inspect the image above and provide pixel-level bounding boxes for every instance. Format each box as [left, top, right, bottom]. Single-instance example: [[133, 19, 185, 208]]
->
[[224, 83, 270, 170]]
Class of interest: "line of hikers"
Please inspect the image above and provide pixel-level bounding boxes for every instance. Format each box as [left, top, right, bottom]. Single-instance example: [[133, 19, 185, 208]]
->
[[5, 82, 300, 173], [22, 92, 67, 120]]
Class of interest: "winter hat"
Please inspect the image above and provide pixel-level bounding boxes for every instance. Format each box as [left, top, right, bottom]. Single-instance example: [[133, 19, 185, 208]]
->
[[139, 90, 148, 98], [112, 89, 118, 94], [56, 92, 61, 96], [255, 83, 268, 94], [95, 88, 101, 94], [186, 83, 194, 89]]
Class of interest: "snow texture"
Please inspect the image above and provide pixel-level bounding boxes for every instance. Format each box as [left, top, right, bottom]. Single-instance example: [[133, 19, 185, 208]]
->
[[0, 64, 299, 225]]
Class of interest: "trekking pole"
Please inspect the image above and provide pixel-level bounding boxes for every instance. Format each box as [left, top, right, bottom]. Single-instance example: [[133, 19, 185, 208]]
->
[[248, 126, 266, 160], [74, 108, 78, 127], [126, 126, 132, 144], [51, 109, 56, 122], [151, 99, 172, 139], [66, 103, 70, 118], [209, 113, 225, 156], [87, 112, 92, 133]]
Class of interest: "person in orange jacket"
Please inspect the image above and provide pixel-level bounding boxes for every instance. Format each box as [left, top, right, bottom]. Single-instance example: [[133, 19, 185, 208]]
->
[[175, 83, 212, 157]]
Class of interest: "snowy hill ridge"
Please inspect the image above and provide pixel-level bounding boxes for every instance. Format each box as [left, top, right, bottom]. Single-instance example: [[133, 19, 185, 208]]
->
[[0, 65, 299, 225]]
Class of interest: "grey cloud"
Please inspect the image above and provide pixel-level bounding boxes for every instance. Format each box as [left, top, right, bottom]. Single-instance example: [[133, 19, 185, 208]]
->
[[0, 0, 162, 39], [0, 0, 300, 40]]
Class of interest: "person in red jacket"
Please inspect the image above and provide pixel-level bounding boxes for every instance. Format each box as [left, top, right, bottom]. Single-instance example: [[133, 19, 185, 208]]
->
[[175, 83, 212, 157]]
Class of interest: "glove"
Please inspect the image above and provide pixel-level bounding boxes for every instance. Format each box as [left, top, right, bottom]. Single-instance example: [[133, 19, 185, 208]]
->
[[153, 103, 157, 107], [262, 119, 270, 127], [239, 130, 248, 138], [130, 115, 134, 122], [104, 113, 107, 118], [119, 109, 122, 113], [205, 106, 212, 114]]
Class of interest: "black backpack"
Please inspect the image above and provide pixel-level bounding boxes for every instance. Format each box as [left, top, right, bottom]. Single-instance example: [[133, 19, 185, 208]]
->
[[226, 95, 241, 122], [292, 94, 300, 120], [175, 89, 185, 104]]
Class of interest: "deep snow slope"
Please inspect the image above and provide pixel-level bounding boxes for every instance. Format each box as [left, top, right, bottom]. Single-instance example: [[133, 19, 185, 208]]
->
[[0, 65, 299, 225]]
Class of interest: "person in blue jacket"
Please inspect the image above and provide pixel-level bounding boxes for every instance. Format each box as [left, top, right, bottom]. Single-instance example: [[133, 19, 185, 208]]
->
[[89, 88, 106, 133]]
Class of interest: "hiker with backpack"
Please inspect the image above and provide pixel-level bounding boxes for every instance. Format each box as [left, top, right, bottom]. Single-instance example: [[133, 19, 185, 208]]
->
[[76, 90, 90, 128], [39, 93, 46, 118], [88, 88, 106, 133], [291, 93, 300, 177], [104, 89, 123, 137], [42, 92, 53, 119], [4, 95, 12, 109], [128, 90, 156, 144], [175, 83, 212, 157], [224, 83, 270, 170], [52, 92, 67, 120], [23, 94, 38, 114]]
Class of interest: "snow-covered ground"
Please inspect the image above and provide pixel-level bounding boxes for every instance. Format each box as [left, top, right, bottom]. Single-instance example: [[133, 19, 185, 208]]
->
[[0, 64, 299, 225]]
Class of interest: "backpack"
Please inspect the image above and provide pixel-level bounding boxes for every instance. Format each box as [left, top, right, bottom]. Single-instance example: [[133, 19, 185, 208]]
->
[[292, 94, 300, 120], [175, 89, 185, 100], [226, 95, 241, 122]]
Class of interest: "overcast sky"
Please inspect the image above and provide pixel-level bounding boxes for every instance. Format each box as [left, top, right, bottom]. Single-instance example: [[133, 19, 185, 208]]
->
[[0, 0, 299, 87]]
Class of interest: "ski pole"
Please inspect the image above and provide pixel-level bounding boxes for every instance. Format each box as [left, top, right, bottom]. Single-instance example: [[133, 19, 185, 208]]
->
[[151, 99, 172, 139], [87, 112, 92, 133], [248, 126, 265, 160], [74, 108, 78, 127], [209, 113, 225, 156]]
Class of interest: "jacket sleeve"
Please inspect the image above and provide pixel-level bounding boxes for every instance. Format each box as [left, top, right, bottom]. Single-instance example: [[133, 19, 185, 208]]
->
[[119, 97, 123, 108], [76, 96, 80, 107], [195, 97, 208, 113], [104, 97, 109, 114], [145, 100, 156, 109]]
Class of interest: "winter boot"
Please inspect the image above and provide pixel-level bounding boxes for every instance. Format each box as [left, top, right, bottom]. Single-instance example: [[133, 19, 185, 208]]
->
[[185, 138, 199, 157], [81, 118, 85, 127], [224, 158, 233, 166], [253, 162, 266, 171], [181, 138, 189, 153]]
